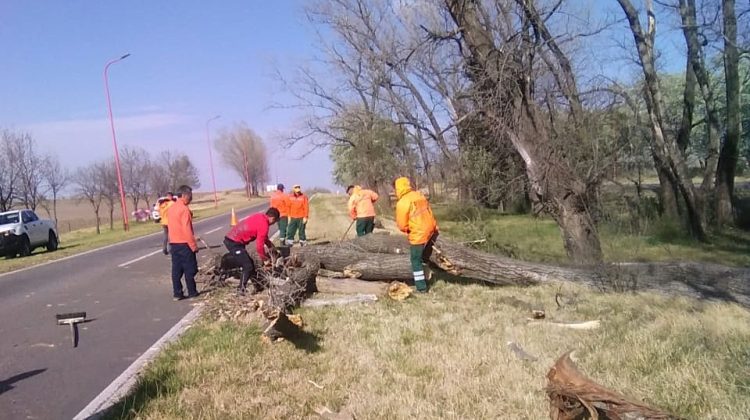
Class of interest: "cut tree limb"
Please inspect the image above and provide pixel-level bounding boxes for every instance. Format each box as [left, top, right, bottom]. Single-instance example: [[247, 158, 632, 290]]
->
[[546, 352, 681, 419]]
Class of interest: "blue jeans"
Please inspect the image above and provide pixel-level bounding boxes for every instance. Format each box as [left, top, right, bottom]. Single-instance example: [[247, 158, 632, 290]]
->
[[170, 243, 198, 297]]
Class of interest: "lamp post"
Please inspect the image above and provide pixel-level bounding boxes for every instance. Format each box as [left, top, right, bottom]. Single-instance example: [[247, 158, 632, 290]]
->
[[206, 115, 221, 208], [104, 53, 131, 232]]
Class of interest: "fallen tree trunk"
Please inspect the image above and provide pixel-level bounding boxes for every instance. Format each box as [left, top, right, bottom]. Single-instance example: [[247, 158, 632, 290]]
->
[[293, 245, 413, 281], [312, 234, 750, 308]]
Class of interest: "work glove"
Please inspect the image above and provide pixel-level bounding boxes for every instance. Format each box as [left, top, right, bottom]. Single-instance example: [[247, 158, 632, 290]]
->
[[303, 218, 308, 224]]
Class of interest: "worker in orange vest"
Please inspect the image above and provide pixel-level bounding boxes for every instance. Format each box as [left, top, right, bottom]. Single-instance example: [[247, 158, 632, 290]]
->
[[269, 183, 291, 245], [285, 184, 309, 246], [395, 177, 438, 293], [347, 185, 379, 236], [158, 191, 176, 255]]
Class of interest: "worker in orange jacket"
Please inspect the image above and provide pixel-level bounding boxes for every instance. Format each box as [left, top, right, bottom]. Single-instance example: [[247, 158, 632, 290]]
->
[[270, 183, 291, 244], [158, 191, 176, 255], [347, 185, 379, 236], [285, 184, 309, 246], [167, 185, 200, 300], [395, 177, 438, 293]]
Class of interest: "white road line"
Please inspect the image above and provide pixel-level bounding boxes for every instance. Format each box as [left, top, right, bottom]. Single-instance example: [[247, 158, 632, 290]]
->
[[73, 304, 205, 420], [117, 250, 163, 268], [203, 226, 222, 235]]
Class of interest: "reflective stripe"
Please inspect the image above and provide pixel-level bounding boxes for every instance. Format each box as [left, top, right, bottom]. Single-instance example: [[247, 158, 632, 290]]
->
[[414, 271, 424, 276]]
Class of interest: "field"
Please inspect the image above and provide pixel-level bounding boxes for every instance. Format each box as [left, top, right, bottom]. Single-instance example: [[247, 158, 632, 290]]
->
[[0, 191, 264, 274], [104, 195, 750, 419]]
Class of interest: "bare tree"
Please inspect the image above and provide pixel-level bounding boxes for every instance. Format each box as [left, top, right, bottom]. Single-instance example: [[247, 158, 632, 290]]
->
[[97, 161, 119, 230], [41, 155, 69, 227], [160, 151, 201, 191], [12, 132, 46, 211], [120, 146, 152, 210], [148, 164, 171, 199], [74, 164, 103, 234], [0, 129, 20, 211], [215, 123, 268, 196], [438, 0, 607, 263], [616, 0, 707, 240], [716, 0, 741, 224]]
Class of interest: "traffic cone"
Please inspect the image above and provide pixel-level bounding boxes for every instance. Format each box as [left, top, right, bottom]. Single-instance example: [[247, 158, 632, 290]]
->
[[230, 207, 237, 226]]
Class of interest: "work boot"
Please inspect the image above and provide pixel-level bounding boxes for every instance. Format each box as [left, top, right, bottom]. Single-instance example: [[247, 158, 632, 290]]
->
[[415, 280, 428, 293]]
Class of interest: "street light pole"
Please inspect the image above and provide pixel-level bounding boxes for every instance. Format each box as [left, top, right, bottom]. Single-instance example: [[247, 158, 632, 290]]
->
[[206, 115, 221, 208], [104, 53, 131, 232]]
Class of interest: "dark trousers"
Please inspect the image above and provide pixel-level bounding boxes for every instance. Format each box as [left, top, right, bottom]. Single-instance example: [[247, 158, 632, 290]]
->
[[223, 237, 258, 291], [170, 243, 198, 297], [356, 217, 375, 236], [277, 217, 288, 243], [409, 232, 438, 291], [162, 226, 169, 253], [287, 218, 307, 242]]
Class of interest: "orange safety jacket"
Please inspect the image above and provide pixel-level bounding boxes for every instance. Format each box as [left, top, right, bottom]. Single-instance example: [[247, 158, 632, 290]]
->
[[269, 190, 291, 217], [167, 199, 198, 251], [348, 186, 379, 219], [288, 193, 309, 219], [395, 177, 437, 245]]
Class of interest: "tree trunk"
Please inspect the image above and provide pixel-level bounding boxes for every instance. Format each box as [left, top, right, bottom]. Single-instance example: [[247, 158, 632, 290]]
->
[[328, 234, 750, 307], [445, 1, 604, 264], [716, 0, 740, 225], [617, 0, 707, 241], [656, 163, 681, 218], [556, 201, 603, 264]]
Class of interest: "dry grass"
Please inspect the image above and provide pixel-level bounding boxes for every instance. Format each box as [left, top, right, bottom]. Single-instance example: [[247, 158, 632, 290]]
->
[[104, 195, 750, 420], [0, 191, 264, 274]]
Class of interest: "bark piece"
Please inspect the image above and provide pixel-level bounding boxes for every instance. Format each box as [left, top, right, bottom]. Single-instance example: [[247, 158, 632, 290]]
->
[[546, 352, 680, 419]]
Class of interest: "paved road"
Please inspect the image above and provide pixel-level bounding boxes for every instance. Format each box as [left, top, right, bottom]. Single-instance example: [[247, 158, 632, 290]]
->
[[0, 204, 269, 420]]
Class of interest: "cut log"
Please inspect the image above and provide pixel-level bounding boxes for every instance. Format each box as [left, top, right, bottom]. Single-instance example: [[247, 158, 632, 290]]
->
[[546, 352, 680, 419], [262, 312, 302, 342], [313, 276, 390, 296], [293, 245, 413, 281], [335, 235, 750, 308], [302, 294, 378, 308]]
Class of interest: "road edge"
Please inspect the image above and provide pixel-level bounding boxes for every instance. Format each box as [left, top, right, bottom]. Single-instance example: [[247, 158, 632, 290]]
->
[[72, 304, 205, 420]]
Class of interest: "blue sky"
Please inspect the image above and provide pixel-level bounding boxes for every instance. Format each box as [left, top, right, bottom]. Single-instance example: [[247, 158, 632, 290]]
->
[[0, 1, 689, 195], [0, 0, 336, 193]]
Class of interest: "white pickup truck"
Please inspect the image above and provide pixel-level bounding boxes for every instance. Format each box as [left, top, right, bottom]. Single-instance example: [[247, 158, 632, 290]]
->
[[0, 209, 59, 258]]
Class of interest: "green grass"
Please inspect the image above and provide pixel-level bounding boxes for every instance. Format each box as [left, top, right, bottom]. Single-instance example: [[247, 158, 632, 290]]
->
[[0, 197, 265, 274], [430, 203, 750, 267], [102, 195, 750, 419], [105, 283, 750, 419]]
